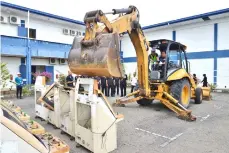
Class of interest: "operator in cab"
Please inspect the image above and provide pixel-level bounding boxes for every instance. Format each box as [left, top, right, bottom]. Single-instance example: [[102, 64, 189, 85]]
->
[[148, 47, 159, 70], [157, 50, 167, 78], [159, 50, 166, 64]]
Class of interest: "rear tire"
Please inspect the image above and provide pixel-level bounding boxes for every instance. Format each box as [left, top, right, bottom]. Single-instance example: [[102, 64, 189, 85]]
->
[[170, 79, 191, 108], [134, 85, 153, 106], [195, 88, 203, 104]]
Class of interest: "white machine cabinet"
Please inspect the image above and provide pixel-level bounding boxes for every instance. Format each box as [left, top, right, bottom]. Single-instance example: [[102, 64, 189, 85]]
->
[[35, 76, 50, 120], [60, 89, 75, 138], [74, 78, 123, 153], [39, 82, 75, 137]]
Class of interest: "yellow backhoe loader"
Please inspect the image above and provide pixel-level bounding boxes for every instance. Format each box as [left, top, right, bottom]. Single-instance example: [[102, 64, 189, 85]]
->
[[68, 6, 211, 121]]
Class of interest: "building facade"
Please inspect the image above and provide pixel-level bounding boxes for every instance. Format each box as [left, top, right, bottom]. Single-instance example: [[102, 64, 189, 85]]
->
[[1, 1, 85, 85], [122, 8, 229, 88], [1, 2, 229, 88]]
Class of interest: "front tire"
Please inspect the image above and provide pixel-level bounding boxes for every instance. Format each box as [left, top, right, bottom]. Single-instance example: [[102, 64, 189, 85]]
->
[[170, 79, 191, 108], [195, 88, 203, 104]]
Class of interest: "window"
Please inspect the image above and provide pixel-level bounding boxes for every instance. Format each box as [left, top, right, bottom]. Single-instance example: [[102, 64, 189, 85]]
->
[[168, 50, 181, 69], [21, 58, 26, 65], [21, 20, 25, 27], [29, 28, 36, 39], [181, 51, 189, 72]]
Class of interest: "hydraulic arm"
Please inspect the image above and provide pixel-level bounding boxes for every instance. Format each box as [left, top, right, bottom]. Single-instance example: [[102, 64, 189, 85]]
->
[[68, 6, 196, 121]]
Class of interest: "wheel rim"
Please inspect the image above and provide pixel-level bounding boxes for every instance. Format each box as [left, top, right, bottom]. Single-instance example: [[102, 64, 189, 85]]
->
[[181, 85, 189, 105]]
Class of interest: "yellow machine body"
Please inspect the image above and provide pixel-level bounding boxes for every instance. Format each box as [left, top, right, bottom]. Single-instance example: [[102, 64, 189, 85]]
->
[[167, 69, 211, 100], [67, 6, 211, 121]]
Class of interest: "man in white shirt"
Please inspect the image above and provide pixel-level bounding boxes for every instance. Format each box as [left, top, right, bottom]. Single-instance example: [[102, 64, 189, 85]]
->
[[131, 73, 137, 93]]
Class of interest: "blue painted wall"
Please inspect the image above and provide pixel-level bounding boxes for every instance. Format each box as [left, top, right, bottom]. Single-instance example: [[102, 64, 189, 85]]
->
[[123, 50, 229, 63], [1, 35, 71, 58], [1, 35, 72, 84], [18, 27, 28, 37]]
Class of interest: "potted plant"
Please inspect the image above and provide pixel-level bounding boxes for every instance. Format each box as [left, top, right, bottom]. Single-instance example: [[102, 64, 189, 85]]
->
[[33, 71, 52, 84]]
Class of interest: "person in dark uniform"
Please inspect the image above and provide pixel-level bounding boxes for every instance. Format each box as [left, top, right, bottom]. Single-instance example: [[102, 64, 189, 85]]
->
[[107, 77, 115, 97], [114, 77, 120, 96], [74, 75, 78, 86], [66, 71, 74, 87], [193, 74, 197, 85], [95, 76, 101, 90], [202, 74, 208, 87], [100, 76, 107, 96], [111, 77, 116, 97], [120, 74, 127, 97]]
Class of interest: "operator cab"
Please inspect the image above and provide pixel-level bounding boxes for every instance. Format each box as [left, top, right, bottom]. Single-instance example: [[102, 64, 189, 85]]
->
[[149, 39, 190, 82]]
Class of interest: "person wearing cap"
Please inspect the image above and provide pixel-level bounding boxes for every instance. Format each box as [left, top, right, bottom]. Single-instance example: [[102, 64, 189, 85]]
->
[[15, 72, 23, 99], [148, 47, 159, 71]]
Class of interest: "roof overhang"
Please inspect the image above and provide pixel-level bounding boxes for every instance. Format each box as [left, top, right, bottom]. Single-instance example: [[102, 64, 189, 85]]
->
[[142, 8, 229, 30]]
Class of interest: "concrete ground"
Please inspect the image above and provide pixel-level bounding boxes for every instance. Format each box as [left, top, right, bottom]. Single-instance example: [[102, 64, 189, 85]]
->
[[6, 92, 229, 153]]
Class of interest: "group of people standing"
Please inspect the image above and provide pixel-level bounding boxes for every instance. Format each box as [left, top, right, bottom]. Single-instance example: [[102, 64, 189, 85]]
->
[[193, 73, 208, 87], [66, 71, 128, 97], [98, 75, 128, 97]]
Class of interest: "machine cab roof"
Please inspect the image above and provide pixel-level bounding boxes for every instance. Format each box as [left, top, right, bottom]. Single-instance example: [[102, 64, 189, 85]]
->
[[149, 39, 187, 52]]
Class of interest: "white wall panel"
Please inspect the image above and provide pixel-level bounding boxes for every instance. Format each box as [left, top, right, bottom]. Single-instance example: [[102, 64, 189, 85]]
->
[[30, 18, 84, 44], [1, 56, 21, 79], [31, 58, 49, 65], [54, 65, 69, 82], [1, 57, 21, 89], [121, 30, 172, 58], [218, 21, 229, 50], [0, 12, 22, 36], [31, 58, 69, 81], [123, 63, 137, 76], [0, 11, 85, 44], [121, 37, 136, 58], [176, 25, 214, 52], [188, 59, 214, 84], [217, 58, 229, 88], [145, 30, 172, 41]]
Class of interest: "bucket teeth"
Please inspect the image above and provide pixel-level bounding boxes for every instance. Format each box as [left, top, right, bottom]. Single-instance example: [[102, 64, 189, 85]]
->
[[178, 112, 196, 121]]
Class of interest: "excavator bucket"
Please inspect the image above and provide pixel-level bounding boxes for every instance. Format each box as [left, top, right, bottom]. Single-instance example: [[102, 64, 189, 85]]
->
[[68, 33, 124, 77], [202, 87, 211, 100]]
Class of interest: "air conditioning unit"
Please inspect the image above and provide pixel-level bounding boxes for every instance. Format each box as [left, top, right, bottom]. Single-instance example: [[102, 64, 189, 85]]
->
[[9, 16, 20, 25], [49, 58, 57, 65], [59, 59, 67, 65], [63, 28, 69, 35], [0, 15, 8, 24], [70, 30, 76, 36]]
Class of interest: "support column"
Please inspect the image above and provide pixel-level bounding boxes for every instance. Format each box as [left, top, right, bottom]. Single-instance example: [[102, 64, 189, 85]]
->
[[26, 47, 31, 84], [26, 10, 31, 85], [172, 30, 176, 41], [214, 23, 218, 85]]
